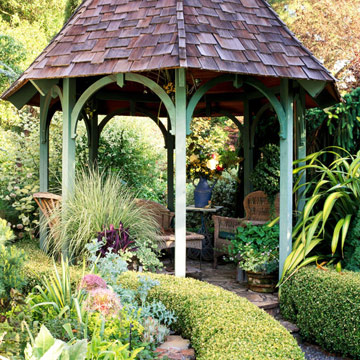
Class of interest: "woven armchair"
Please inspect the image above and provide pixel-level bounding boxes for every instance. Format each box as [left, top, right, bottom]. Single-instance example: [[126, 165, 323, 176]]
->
[[212, 191, 279, 268], [135, 199, 204, 251], [33, 192, 62, 230]]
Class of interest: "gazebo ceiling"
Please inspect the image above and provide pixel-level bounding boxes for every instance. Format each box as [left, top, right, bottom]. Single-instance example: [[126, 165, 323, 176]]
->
[[1, 0, 339, 111]]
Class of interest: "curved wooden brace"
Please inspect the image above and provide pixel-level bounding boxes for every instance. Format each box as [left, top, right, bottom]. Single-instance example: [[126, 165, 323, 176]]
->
[[243, 77, 286, 139], [40, 85, 64, 143], [187, 74, 234, 134], [71, 74, 175, 139], [125, 73, 176, 133], [250, 103, 272, 148], [80, 110, 91, 147], [98, 106, 168, 147], [71, 76, 114, 138], [187, 75, 287, 139]]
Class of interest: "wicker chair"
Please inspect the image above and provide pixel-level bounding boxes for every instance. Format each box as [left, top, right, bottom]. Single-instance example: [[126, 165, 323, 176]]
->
[[33, 192, 62, 231], [135, 199, 204, 251], [212, 191, 279, 268]]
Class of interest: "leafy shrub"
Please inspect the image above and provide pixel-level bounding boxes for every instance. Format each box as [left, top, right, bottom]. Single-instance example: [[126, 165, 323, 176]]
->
[[211, 169, 238, 217], [0, 244, 26, 303], [0, 112, 63, 232], [19, 239, 83, 293], [45, 170, 162, 269], [250, 144, 280, 201], [120, 272, 305, 360], [228, 223, 280, 274], [0, 218, 14, 245], [344, 208, 360, 271], [76, 118, 167, 203], [280, 266, 360, 359]]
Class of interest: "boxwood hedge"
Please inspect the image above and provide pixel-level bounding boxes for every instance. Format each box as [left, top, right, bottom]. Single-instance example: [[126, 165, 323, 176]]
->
[[280, 266, 360, 359], [120, 272, 304, 360]]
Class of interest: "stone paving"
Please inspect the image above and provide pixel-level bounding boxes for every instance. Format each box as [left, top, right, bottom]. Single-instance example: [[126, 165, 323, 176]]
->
[[184, 259, 280, 314]]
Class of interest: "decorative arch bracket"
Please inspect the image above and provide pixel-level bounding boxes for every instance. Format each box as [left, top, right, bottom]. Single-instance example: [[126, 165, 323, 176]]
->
[[40, 85, 63, 144], [186, 75, 288, 139], [70, 73, 176, 139]]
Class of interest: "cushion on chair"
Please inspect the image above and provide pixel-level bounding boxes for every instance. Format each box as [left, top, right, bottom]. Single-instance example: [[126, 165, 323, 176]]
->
[[219, 231, 236, 240]]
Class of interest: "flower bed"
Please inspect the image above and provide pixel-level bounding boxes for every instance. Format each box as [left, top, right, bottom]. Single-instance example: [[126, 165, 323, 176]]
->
[[280, 266, 360, 359], [120, 272, 305, 360]]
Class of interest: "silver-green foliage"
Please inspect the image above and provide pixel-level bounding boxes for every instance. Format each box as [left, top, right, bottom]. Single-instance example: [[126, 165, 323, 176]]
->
[[45, 170, 161, 268], [0, 244, 26, 299]]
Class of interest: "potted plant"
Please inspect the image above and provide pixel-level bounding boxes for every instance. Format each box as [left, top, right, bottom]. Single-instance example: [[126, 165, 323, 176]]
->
[[228, 222, 280, 293]]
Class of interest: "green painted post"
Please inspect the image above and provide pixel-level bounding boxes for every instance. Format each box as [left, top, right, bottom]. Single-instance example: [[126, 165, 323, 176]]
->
[[175, 68, 187, 278], [62, 78, 76, 202], [39, 95, 50, 250], [297, 88, 306, 214], [167, 118, 175, 212], [243, 98, 252, 196], [89, 112, 99, 167], [279, 79, 294, 279]]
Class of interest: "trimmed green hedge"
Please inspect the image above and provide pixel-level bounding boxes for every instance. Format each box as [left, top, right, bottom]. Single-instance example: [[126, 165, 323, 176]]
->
[[280, 266, 360, 359], [18, 240, 83, 292], [120, 272, 304, 360]]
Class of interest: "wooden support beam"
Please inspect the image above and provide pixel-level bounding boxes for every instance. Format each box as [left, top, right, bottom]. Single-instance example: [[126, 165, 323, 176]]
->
[[175, 68, 187, 278], [39, 95, 50, 251], [89, 111, 99, 167], [279, 79, 294, 279], [167, 118, 175, 212], [296, 88, 306, 214], [62, 78, 76, 202], [30, 79, 59, 97], [243, 98, 252, 196]]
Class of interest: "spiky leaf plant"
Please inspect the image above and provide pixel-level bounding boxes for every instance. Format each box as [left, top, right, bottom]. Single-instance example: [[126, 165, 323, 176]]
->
[[44, 170, 161, 269], [281, 147, 360, 284]]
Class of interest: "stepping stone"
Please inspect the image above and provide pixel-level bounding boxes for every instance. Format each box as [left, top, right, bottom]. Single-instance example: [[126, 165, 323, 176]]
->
[[159, 335, 190, 351], [280, 320, 299, 333]]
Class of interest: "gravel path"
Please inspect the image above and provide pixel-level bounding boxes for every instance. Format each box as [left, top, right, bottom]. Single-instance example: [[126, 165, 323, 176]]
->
[[299, 342, 350, 360]]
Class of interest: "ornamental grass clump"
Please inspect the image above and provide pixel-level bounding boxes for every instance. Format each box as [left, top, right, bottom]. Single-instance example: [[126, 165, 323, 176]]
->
[[44, 170, 161, 267]]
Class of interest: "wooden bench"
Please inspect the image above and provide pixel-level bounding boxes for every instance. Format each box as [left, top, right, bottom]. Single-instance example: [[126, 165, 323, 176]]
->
[[212, 191, 279, 268], [135, 199, 204, 251]]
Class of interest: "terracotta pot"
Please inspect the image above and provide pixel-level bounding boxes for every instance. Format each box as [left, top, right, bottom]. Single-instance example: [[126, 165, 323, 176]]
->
[[246, 271, 277, 293]]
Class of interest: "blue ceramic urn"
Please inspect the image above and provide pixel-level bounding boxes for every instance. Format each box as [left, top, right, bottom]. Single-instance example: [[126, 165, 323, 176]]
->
[[194, 177, 214, 208]]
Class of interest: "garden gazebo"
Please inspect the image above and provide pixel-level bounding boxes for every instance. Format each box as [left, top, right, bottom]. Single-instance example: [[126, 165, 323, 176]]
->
[[1, 0, 339, 278]]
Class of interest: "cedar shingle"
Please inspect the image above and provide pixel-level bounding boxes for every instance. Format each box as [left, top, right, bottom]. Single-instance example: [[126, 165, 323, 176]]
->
[[1, 0, 336, 102]]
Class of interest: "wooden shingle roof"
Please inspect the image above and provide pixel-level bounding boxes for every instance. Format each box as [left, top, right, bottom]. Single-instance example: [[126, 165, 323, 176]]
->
[[2, 0, 335, 100]]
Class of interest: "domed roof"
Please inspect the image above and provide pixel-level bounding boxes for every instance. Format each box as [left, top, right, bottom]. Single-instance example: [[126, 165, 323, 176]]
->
[[2, 0, 335, 100]]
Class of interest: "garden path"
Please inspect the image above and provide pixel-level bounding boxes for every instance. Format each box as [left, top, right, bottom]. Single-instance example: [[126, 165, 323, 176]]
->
[[175, 259, 350, 360]]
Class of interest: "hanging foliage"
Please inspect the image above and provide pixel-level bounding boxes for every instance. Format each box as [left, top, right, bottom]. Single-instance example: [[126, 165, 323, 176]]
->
[[306, 87, 360, 154]]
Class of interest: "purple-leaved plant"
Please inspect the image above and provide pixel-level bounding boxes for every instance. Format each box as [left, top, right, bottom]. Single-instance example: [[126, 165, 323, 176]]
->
[[97, 222, 135, 257]]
